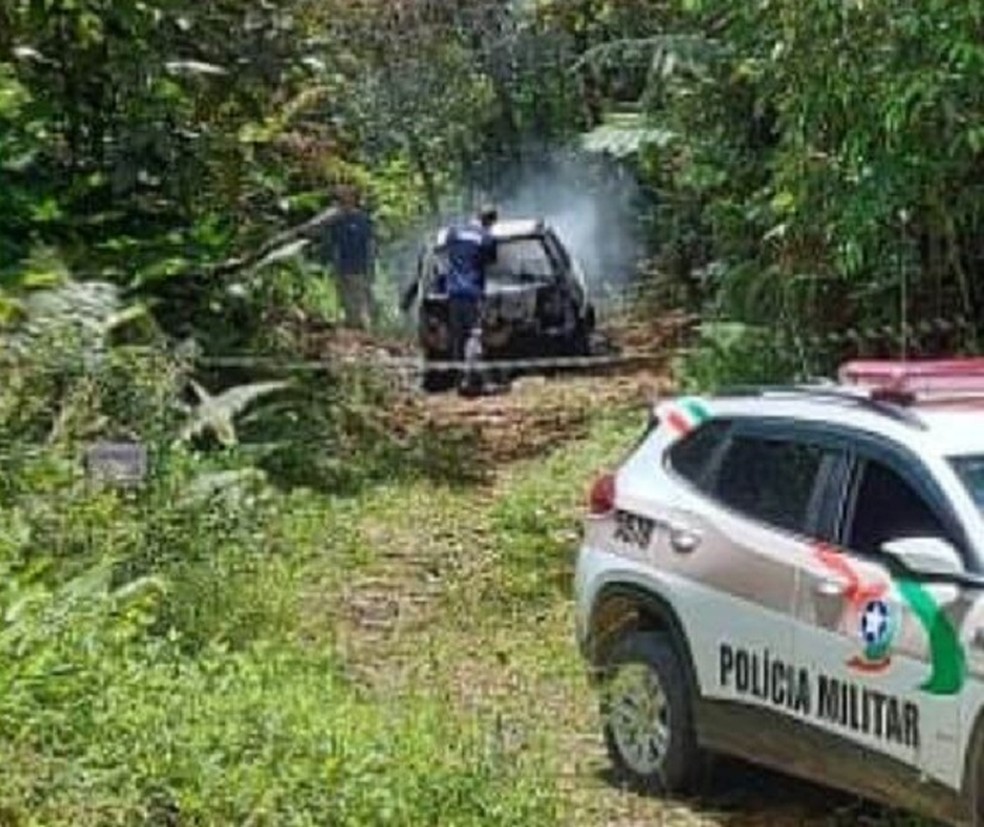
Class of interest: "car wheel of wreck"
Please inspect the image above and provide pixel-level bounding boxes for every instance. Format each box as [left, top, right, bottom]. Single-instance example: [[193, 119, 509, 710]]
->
[[569, 319, 591, 357]]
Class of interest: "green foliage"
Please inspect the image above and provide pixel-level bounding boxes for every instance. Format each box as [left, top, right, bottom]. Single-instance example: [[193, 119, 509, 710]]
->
[[1, 0, 590, 354], [239, 365, 485, 495], [581, 111, 674, 159], [561, 0, 984, 355], [673, 321, 804, 392], [0, 335, 181, 460], [0, 332, 560, 825], [0, 580, 557, 825]]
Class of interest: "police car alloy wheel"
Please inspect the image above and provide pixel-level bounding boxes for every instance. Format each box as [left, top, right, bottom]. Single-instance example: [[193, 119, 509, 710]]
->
[[607, 663, 670, 775], [601, 632, 701, 795]]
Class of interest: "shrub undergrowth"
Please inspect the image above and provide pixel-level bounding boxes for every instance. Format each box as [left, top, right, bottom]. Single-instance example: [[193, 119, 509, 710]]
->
[[0, 333, 560, 826]]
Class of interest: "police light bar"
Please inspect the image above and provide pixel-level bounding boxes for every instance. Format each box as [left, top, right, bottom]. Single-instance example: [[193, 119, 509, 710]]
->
[[839, 359, 984, 402]]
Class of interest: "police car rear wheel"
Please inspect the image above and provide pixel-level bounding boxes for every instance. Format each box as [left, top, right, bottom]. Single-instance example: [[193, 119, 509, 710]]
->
[[601, 632, 700, 795]]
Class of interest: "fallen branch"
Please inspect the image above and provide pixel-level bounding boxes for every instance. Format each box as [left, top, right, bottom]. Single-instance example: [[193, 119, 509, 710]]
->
[[205, 205, 342, 279]]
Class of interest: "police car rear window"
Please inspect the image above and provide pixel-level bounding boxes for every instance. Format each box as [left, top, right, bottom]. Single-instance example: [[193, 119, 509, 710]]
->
[[714, 436, 826, 535], [667, 420, 730, 489]]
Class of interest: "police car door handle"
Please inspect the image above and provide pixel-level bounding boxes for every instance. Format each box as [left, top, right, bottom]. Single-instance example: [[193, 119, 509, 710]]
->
[[668, 525, 701, 554], [815, 578, 848, 598]]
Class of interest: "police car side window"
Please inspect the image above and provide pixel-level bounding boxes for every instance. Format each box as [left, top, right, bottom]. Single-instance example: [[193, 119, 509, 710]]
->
[[846, 460, 951, 558], [713, 436, 826, 535], [666, 420, 730, 490]]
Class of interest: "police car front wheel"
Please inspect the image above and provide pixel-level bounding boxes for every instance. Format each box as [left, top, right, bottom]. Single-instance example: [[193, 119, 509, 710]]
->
[[600, 631, 702, 796]]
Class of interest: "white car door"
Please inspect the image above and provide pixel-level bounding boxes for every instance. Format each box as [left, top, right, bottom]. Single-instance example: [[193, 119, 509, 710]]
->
[[794, 449, 964, 789]]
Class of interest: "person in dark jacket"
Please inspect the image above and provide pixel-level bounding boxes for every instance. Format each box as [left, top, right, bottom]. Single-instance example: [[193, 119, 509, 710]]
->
[[321, 184, 377, 330], [446, 205, 498, 395]]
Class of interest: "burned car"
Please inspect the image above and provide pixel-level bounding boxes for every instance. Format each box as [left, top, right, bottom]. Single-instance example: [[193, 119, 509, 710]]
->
[[401, 218, 596, 391]]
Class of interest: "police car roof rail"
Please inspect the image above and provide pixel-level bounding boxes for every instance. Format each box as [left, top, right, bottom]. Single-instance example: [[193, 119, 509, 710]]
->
[[713, 384, 928, 430]]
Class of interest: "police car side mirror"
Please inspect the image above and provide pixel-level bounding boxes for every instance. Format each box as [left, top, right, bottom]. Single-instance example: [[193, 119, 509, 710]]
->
[[882, 537, 964, 577]]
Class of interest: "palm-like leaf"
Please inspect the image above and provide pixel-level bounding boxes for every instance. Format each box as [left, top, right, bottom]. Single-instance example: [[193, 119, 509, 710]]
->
[[581, 112, 675, 158], [180, 380, 290, 447]]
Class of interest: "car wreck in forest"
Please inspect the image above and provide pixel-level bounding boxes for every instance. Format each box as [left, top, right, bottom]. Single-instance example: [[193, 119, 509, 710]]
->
[[401, 218, 597, 392]]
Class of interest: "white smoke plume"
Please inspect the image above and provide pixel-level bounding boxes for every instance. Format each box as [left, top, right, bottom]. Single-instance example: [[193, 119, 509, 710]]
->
[[491, 151, 645, 296], [378, 148, 647, 329]]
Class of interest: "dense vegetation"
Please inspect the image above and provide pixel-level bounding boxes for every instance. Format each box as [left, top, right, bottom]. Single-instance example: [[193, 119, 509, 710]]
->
[[5, 0, 982, 369], [2, 0, 983, 822]]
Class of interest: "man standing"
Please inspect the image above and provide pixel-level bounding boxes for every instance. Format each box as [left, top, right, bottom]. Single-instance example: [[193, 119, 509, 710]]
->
[[322, 184, 377, 330], [446, 205, 498, 395]]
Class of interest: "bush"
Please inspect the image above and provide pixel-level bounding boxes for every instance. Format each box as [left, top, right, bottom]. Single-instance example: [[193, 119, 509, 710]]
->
[[242, 365, 484, 495], [672, 321, 807, 392]]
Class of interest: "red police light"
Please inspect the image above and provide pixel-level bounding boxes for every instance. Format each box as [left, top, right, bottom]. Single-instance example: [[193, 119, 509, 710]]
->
[[839, 359, 984, 398]]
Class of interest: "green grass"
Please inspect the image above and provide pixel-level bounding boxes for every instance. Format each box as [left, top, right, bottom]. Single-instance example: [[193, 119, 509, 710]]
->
[[0, 636, 560, 825], [0, 435, 574, 826], [481, 409, 643, 610], [291, 407, 652, 825]]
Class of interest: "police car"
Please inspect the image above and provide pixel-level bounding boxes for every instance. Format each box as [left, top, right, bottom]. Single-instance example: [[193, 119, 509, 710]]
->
[[574, 360, 984, 825]]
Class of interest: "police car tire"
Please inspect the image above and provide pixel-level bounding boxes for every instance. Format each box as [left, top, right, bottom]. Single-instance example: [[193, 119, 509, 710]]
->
[[601, 631, 701, 797]]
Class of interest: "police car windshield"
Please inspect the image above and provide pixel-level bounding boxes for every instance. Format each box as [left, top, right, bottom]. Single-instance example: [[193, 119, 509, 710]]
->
[[486, 237, 555, 283], [952, 455, 984, 511]]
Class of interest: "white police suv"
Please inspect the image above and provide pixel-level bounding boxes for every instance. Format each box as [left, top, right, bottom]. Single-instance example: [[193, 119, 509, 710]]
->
[[574, 360, 984, 825]]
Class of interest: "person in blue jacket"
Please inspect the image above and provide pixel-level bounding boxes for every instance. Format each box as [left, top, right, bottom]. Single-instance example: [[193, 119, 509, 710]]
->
[[446, 205, 498, 394]]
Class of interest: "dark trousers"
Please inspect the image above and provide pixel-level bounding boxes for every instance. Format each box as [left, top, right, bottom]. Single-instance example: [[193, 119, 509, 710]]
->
[[448, 296, 479, 361], [448, 296, 481, 391]]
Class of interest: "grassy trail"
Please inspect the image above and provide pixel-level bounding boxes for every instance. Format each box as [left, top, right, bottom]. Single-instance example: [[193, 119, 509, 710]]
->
[[297, 377, 930, 827]]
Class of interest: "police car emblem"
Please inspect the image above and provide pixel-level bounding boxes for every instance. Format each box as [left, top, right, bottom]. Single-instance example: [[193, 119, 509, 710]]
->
[[851, 599, 896, 672], [862, 600, 890, 647]]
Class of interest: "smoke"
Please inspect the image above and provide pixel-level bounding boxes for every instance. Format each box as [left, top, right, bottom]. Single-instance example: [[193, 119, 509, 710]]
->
[[377, 148, 648, 330], [491, 150, 645, 295]]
